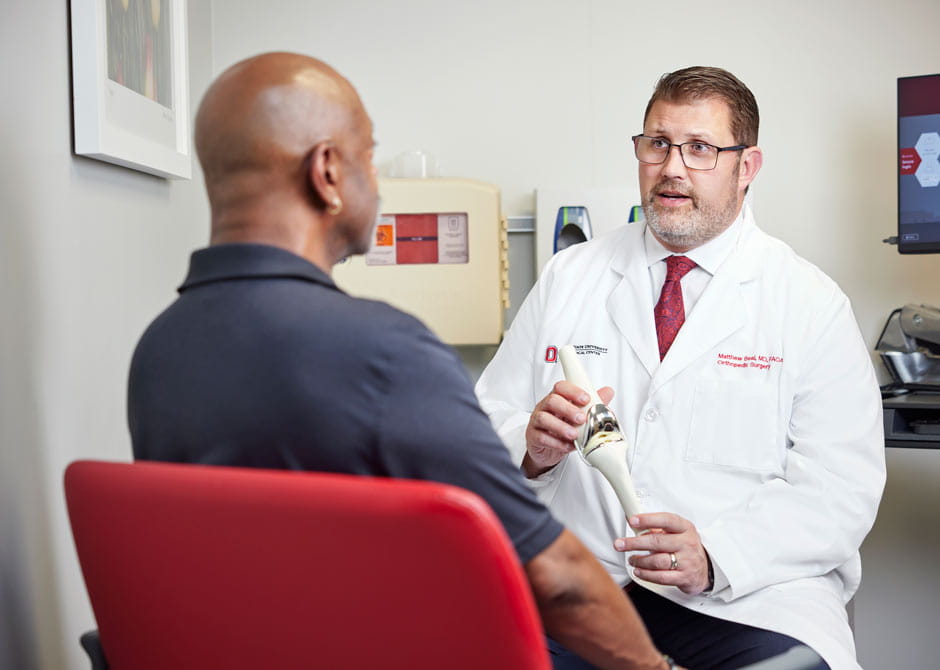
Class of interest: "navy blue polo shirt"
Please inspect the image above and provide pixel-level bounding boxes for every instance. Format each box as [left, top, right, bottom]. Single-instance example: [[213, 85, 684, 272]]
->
[[128, 243, 562, 563]]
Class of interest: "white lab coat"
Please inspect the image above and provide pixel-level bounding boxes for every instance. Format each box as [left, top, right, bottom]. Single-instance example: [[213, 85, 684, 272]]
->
[[476, 205, 885, 669]]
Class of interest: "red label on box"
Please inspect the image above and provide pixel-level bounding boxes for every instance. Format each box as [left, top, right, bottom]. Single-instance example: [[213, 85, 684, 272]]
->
[[396, 214, 439, 264]]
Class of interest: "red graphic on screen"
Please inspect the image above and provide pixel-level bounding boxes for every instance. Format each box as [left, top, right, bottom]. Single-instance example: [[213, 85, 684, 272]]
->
[[900, 147, 922, 175], [396, 214, 439, 264]]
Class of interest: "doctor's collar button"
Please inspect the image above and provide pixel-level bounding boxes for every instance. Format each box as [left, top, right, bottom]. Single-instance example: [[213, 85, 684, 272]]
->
[[644, 408, 659, 422]]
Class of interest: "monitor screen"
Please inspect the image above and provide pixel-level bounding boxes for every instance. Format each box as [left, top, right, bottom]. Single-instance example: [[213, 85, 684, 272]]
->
[[898, 73, 940, 254]]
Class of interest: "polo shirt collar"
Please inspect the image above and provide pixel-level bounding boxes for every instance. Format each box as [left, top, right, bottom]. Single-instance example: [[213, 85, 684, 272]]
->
[[179, 243, 337, 293]]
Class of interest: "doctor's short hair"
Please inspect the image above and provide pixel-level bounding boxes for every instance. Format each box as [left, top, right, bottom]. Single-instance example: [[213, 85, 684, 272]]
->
[[644, 66, 759, 147]]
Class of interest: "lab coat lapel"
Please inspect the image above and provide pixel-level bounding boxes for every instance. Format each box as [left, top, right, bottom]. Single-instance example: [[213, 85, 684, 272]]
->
[[651, 242, 752, 393], [607, 241, 659, 378]]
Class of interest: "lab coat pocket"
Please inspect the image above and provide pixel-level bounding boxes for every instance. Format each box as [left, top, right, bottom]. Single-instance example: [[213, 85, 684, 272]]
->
[[686, 378, 781, 473]]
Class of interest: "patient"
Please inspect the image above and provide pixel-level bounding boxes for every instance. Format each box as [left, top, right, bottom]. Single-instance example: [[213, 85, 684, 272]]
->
[[127, 52, 675, 670]]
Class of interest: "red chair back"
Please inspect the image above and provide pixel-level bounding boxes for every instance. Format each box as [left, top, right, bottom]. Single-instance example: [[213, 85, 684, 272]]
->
[[65, 460, 550, 670]]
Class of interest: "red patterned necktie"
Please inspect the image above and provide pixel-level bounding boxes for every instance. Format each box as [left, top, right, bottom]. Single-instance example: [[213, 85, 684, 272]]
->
[[654, 255, 697, 360]]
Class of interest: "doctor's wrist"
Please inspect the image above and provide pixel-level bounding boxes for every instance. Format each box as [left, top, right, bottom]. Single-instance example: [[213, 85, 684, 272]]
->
[[521, 452, 558, 479], [698, 552, 718, 596]]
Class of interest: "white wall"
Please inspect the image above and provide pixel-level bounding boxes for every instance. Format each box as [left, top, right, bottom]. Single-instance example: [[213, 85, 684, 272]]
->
[[0, 2, 213, 669], [3, 1, 940, 668]]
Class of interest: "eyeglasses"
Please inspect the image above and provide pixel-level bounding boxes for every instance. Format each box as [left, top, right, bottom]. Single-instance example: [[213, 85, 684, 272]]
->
[[631, 135, 748, 171]]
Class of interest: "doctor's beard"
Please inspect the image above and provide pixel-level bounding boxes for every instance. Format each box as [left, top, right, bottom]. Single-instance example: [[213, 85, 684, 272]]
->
[[642, 178, 739, 251]]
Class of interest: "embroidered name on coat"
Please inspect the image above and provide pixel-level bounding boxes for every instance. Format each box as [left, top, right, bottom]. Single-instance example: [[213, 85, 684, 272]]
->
[[716, 352, 783, 371]]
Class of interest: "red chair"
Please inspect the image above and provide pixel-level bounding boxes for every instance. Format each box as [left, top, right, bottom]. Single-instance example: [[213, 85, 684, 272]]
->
[[65, 460, 550, 670]]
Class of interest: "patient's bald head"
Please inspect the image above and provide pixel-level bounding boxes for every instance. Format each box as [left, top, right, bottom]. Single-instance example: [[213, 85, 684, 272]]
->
[[194, 52, 378, 272], [196, 53, 353, 179]]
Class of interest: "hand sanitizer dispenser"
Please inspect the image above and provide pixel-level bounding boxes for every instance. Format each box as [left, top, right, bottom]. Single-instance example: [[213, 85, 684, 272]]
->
[[554, 206, 592, 253]]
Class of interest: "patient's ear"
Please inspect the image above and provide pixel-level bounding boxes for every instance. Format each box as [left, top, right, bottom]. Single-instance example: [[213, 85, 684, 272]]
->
[[307, 141, 342, 211]]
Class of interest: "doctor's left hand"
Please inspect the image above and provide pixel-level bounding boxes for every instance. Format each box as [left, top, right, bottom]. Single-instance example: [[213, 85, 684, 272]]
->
[[614, 512, 713, 595]]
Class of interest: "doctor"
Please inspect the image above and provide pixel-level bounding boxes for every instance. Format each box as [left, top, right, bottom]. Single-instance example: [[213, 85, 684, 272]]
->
[[476, 66, 885, 669]]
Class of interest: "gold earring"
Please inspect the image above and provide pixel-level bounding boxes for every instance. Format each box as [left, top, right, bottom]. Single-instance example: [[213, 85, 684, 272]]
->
[[328, 197, 343, 215]]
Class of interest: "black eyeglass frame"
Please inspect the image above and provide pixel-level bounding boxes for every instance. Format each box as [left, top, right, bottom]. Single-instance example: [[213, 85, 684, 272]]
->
[[631, 134, 749, 171]]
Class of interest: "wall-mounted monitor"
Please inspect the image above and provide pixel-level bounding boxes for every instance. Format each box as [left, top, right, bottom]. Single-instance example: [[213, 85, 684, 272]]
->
[[898, 73, 940, 254]]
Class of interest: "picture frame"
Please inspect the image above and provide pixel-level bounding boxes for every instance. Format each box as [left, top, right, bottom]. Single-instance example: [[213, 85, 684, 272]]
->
[[70, 0, 191, 179]]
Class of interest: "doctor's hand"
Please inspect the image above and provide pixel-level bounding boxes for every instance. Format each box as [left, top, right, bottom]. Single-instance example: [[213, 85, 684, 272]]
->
[[521, 381, 614, 478], [615, 512, 713, 595]]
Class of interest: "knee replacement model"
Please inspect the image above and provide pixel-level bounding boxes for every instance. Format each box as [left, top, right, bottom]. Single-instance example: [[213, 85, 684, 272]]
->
[[559, 345, 646, 528]]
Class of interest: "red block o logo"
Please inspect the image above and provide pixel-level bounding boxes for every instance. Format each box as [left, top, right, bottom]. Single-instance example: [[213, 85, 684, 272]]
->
[[545, 346, 557, 363]]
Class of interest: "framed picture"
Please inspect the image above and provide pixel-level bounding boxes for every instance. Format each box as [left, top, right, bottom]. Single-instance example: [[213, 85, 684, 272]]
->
[[70, 0, 191, 179]]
